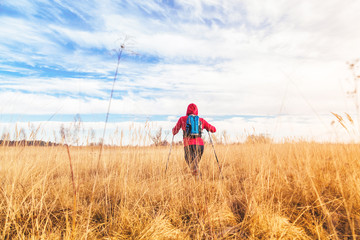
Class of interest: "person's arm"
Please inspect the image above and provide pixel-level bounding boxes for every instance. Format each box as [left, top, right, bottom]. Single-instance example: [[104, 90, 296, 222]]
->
[[201, 118, 216, 133], [172, 117, 183, 135]]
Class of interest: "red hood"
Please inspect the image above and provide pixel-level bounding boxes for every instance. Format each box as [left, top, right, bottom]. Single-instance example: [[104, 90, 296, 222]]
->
[[186, 103, 198, 116]]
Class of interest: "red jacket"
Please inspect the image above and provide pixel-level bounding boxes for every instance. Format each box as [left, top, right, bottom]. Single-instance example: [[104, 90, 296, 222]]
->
[[172, 103, 216, 146]]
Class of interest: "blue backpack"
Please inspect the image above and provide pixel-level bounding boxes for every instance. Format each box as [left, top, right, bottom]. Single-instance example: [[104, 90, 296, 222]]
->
[[185, 115, 202, 138]]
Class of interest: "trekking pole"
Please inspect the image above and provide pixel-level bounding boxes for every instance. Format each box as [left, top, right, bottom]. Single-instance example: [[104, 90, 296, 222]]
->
[[165, 135, 175, 174], [207, 130, 223, 178]]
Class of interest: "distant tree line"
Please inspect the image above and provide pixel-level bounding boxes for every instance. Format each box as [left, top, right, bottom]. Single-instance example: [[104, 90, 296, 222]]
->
[[0, 140, 59, 146]]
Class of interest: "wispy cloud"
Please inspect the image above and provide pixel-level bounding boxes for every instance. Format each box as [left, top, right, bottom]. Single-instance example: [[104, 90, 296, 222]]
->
[[1, 0, 360, 141]]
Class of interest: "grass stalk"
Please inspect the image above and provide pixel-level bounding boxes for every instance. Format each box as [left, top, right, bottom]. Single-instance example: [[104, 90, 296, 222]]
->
[[65, 143, 77, 239]]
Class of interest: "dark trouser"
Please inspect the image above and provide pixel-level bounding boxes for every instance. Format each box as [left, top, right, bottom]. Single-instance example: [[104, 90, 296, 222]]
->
[[184, 145, 204, 172]]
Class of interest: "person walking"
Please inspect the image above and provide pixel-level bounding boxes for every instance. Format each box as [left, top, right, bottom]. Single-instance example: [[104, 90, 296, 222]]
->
[[172, 103, 216, 176]]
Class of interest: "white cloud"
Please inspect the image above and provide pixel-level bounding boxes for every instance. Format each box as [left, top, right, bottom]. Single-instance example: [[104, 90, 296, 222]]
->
[[1, 0, 360, 142], [0, 77, 108, 97]]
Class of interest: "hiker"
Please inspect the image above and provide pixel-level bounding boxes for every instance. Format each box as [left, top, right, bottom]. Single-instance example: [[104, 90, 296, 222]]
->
[[172, 103, 216, 176]]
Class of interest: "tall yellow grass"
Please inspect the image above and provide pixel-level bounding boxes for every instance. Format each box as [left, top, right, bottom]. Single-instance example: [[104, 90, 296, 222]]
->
[[1, 142, 360, 239]]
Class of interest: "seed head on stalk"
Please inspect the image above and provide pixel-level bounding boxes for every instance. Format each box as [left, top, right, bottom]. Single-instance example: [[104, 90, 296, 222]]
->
[[85, 36, 137, 239], [97, 36, 137, 170]]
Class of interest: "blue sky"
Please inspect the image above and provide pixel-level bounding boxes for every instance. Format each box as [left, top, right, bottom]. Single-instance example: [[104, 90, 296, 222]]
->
[[1, 0, 360, 143]]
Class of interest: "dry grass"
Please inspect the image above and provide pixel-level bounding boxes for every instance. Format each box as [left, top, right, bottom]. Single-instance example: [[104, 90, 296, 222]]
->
[[1, 142, 360, 239]]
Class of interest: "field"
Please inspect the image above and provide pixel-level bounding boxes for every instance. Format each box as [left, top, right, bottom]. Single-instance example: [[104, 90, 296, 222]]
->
[[1, 142, 360, 239]]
